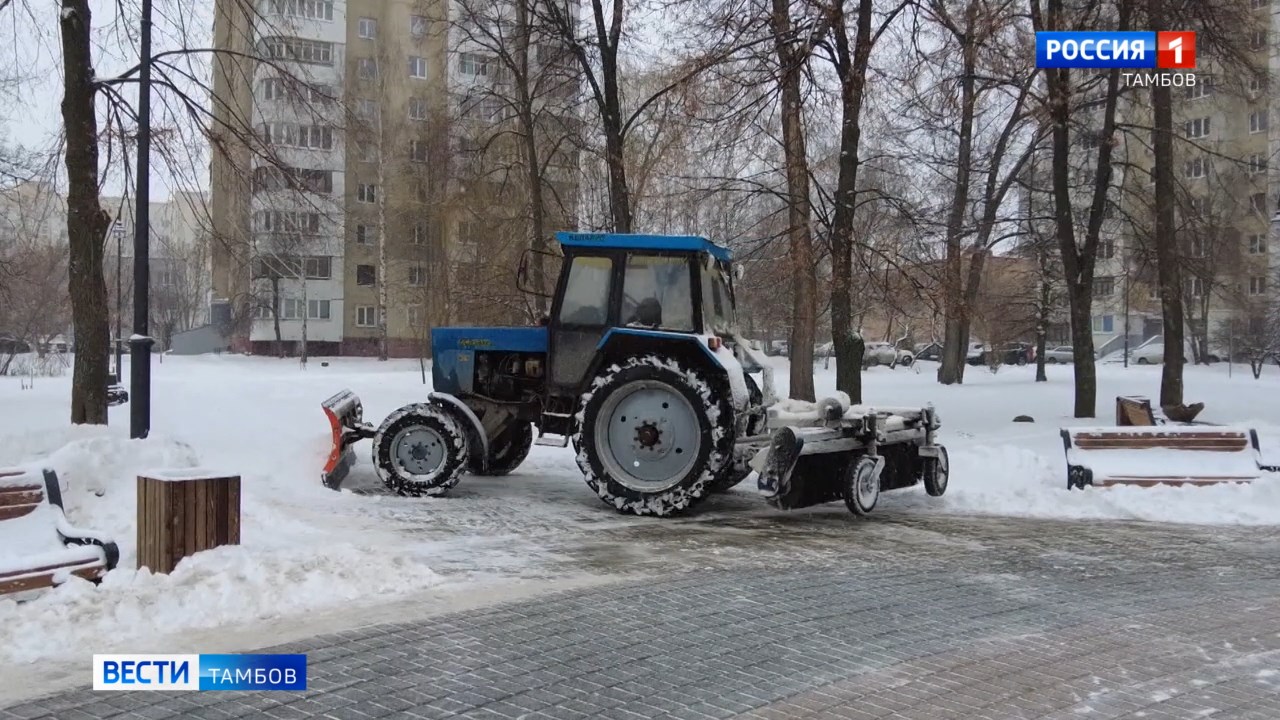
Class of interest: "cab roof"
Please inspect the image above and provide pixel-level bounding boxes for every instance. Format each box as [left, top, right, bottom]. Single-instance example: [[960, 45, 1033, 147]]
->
[[554, 231, 732, 263]]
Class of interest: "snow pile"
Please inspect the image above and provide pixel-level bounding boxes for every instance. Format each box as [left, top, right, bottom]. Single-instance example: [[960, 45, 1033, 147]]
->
[[0, 542, 441, 664], [0, 415, 442, 665], [894, 442, 1280, 526]]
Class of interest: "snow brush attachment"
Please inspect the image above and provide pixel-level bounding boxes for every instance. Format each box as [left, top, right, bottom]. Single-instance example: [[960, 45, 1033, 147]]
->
[[321, 389, 375, 490]]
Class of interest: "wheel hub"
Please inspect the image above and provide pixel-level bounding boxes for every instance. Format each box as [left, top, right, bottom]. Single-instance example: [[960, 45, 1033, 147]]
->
[[635, 422, 662, 449], [392, 426, 447, 477]]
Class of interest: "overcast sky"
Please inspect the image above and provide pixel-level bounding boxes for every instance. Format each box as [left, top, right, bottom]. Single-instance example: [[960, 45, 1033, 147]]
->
[[2, 0, 216, 202]]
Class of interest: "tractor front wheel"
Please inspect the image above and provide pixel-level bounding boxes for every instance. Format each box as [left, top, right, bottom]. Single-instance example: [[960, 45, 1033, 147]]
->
[[469, 422, 533, 476], [373, 403, 470, 497], [575, 355, 735, 516]]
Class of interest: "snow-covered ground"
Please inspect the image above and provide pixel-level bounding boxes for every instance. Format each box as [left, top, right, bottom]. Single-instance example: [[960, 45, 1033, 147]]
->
[[1, 353, 1279, 675]]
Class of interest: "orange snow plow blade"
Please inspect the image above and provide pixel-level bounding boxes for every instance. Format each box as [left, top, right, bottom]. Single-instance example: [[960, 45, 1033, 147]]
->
[[321, 389, 374, 490]]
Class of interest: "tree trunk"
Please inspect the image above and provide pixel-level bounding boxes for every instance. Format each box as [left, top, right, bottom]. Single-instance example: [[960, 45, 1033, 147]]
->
[[595, 0, 631, 233], [771, 0, 817, 401], [1149, 0, 1183, 406], [1035, 243, 1050, 383], [1034, 0, 1125, 417], [514, 0, 548, 318], [376, 111, 389, 361], [270, 276, 282, 357], [60, 0, 111, 425], [828, 0, 873, 403], [937, 2, 979, 386], [299, 275, 308, 366]]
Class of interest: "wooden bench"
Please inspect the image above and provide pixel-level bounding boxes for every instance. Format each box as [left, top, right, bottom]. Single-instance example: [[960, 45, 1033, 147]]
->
[[0, 467, 119, 598], [1060, 427, 1277, 489]]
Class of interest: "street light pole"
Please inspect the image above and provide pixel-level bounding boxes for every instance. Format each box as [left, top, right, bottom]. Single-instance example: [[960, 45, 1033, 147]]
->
[[129, 0, 155, 440], [1123, 255, 1130, 369], [114, 219, 123, 385]]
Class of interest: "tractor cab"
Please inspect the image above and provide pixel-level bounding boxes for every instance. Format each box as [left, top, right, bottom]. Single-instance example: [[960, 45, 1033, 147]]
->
[[535, 232, 745, 399]]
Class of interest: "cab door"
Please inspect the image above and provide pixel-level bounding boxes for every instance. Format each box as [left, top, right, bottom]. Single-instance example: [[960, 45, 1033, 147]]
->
[[548, 253, 617, 392]]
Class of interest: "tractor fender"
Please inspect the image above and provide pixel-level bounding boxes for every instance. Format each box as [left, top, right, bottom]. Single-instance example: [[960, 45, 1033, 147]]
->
[[594, 329, 750, 411], [427, 392, 490, 471]]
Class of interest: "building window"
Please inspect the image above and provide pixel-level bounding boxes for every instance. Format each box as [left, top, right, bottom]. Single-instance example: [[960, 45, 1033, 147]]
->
[[355, 224, 376, 245], [1251, 30, 1267, 51], [1187, 277, 1204, 297], [1184, 74, 1212, 99], [1253, 0, 1269, 9], [357, 142, 377, 163], [1093, 277, 1115, 297], [1190, 237, 1206, 257], [1092, 315, 1114, 333], [409, 265, 426, 286], [261, 37, 334, 65], [408, 97, 427, 121], [260, 122, 333, 150], [251, 166, 332, 193], [1252, 193, 1268, 214], [1183, 157, 1206, 178], [459, 53, 490, 77], [358, 58, 378, 80], [410, 15, 428, 37], [408, 56, 428, 78], [1250, 74, 1268, 95], [1248, 234, 1268, 254], [1249, 154, 1268, 175], [308, 299, 331, 320], [253, 210, 321, 234], [269, 0, 334, 21], [1251, 110, 1268, 134], [1184, 117, 1210, 139], [280, 298, 303, 320], [358, 17, 376, 39], [355, 305, 377, 327], [1098, 239, 1115, 259], [304, 256, 331, 279], [414, 224, 426, 245], [358, 184, 377, 203], [407, 305, 423, 328], [1250, 276, 1267, 295], [356, 264, 376, 286], [409, 139, 428, 162]]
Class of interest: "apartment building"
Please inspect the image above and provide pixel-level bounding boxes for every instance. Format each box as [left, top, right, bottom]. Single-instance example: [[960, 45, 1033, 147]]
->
[[209, 0, 580, 356], [1083, 3, 1279, 358]]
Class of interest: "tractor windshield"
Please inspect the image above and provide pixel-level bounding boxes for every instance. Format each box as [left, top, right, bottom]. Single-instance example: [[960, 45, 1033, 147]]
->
[[701, 260, 736, 335]]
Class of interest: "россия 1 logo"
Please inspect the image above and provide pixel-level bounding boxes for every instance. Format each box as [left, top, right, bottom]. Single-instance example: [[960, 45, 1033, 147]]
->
[[1035, 31, 1196, 87]]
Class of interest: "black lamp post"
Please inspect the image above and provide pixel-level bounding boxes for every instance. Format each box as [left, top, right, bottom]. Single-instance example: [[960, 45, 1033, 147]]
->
[[129, 0, 154, 440], [113, 218, 123, 384]]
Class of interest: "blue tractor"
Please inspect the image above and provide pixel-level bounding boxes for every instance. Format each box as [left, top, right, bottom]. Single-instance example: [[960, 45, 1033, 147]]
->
[[322, 231, 949, 517]]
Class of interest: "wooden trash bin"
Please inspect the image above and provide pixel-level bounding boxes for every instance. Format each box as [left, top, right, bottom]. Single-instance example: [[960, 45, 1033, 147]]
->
[[137, 470, 240, 574]]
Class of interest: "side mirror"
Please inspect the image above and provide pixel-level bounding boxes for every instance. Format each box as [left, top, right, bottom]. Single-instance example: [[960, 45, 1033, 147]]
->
[[515, 247, 557, 299]]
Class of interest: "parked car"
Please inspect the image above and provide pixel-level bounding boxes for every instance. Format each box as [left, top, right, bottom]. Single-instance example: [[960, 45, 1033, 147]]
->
[[862, 342, 914, 367], [970, 342, 1035, 366], [914, 342, 942, 362], [1044, 345, 1075, 363]]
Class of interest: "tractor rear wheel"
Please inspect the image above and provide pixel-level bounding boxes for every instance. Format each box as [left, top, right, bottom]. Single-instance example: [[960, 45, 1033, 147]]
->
[[469, 422, 533, 476], [373, 403, 469, 497], [575, 355, 735, 516]]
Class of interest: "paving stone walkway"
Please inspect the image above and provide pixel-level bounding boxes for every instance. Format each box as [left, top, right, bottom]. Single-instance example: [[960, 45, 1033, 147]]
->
[[4, 512, 1280, 719]]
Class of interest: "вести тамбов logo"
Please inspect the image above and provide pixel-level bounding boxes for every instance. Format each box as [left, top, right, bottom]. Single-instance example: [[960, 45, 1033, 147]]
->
[[1035, 30, 1197, 88]]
